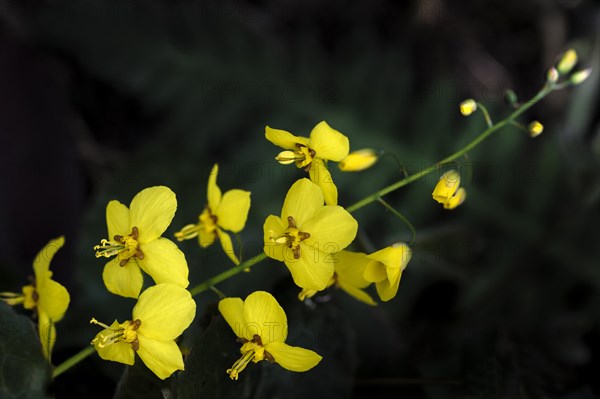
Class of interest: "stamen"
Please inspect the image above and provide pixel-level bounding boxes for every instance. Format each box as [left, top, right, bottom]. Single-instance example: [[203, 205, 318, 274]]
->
[[174, 224, 201, 241], [275, 150, 301, 165], [264, 351, 275, 363], [0, 292, 25, 306], [227, 349, 255, 381], [250, 334, 263, 346], [90, 317, 111, 329], [94, 239, 124, 258], [287, 216, 297, 229]]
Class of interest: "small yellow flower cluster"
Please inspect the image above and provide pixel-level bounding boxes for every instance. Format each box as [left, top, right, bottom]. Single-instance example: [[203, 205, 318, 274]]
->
[[264, 122, 413, 306]]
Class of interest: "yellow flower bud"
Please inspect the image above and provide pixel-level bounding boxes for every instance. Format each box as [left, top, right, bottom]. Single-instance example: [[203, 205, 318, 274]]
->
[[432, 169, 461, 204], [546, 67, 559, 83], [556, 49, 578, 75], [338, 148, 378, 172], [443, 187, 467, 210], [528, 121, 544, 138], [459, 99, 477, 116], [570, 68, 592, 85]]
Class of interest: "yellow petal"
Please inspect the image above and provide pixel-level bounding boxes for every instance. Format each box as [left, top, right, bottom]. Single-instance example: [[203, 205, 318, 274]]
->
[[432, 170, 460, 204], [137, 335, 184, 380], [130, 186, 177, 244], [337, 281, 377, 306], [368, 243, 412, 281], [333, 251, 371, 289], [133, 283, 196, 341], [92, 321, 135, 366], [265, 126, 309, 150], [37, 279, 70, 323], [363, 261, 387, 283], [216, 189, 251, 233], [265, 341, 322, 372], [106, 200, 130, 239], [33, 236, 64, 285], [375, 276, 402, 302], [138, 238, 189, 288], [285, 249, 335, 291], [37, 312, 56, 360], [216, 229, 239, 265], [198, 227, 217, 248], [309, 158, 338, 206], [218, 298, 247, 338], [308, 121, 349, 162], [263, 215, 287, 262], [443, 187, 467, 210], [102, 259, 143, 299], [302, 206, 358, 252], [207, 164, 222, 212], [243, 291, 287, 345], [281, 179, 323, 226]]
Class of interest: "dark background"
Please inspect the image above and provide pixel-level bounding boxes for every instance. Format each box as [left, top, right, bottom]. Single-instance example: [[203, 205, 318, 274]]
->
[[0, 1, 599, 398]]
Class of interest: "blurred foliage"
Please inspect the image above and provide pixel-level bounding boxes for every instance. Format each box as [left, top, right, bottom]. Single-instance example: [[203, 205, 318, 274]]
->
[[0, 0, 599, 398]]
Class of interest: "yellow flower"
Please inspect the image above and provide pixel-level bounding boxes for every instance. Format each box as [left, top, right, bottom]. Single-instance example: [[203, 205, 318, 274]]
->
[[94, 186, 189, 298], [263, 179, 358, 290], [443, 187, 467, 210], [299, 250, 376, 306], [266, 121, 349, 205], [459, 99, 477, 116], [90, 283, 196, 380], [175, 164, 251, 265], [218, 291, 322, 380], [338, 149, 379, 172], [1, 237, 70, 360], [363, 243, 412, 302], [432, 169, 461, 204]]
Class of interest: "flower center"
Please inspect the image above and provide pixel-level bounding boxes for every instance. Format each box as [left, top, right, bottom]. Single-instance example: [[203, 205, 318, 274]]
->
[[94, 226, 145, 267], [275, 144, 316, 170], [174, 206, 218, 241], [227, 334, 274, 380], [270, 216, 311, 259], [90, 318, 142, 351]]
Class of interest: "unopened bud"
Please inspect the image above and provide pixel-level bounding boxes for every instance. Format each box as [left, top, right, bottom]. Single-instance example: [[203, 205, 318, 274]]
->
[[459, 99, 477, 116], [528, 121, 544, 138], [570, 68, 592, 85], [556, 49, 578, 75], [546, 67, 559, 83], [338, 149, 378, 172]]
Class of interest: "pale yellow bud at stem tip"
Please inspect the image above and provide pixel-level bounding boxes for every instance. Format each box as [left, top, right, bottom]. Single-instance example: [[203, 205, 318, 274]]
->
[[528, 121, 544, 138], [338, 149, 378, 172], [459, 99, 477, 116], [570, 68, 592, 85]]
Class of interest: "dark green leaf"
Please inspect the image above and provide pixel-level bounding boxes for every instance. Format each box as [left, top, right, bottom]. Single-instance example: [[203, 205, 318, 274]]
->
[[0, 303, 52, 399], [113, 354, 170, 399], [175, 306, 259, 399]]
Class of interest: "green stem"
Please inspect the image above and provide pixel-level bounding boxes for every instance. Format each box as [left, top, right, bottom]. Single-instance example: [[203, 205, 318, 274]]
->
[[476, 102, 493, 128], [377, 198, 416, 244], [346, 83, 554, 213], [189, 252, 268, 297], [52, 346, 95, 378]]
